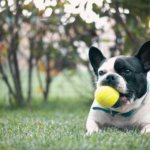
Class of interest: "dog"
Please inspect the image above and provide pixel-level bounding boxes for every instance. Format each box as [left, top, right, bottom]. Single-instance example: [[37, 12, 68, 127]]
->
[[86, 41, 150, 135]]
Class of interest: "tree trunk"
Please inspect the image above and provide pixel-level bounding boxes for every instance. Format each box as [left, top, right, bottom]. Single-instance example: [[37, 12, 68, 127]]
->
[[44, 48, 51, 102], [8, 30, 23, 105], [27, 53, 33, 105]]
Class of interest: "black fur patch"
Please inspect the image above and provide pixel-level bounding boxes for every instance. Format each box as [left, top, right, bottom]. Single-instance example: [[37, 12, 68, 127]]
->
[[135, 41, 150, 72], [89, 46, 106, 76], [114, 56, 147, 100]]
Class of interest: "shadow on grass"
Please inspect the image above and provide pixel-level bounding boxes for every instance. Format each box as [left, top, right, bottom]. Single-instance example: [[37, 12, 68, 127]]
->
[[0, 97, 93, 125], [0, 97, 93, 114]]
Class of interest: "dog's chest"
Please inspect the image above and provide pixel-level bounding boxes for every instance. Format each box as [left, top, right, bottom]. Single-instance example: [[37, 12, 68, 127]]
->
[[110, 105, 150, 128], [90, 96, 150, 129], [107, 114, 137, 128], [94, 111, 135, 128]]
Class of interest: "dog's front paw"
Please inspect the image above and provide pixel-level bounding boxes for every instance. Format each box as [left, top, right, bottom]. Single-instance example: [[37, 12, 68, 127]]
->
[[140, 124, 150, 134], [86, 125, 101, 136], [86, 118, 102, 136]]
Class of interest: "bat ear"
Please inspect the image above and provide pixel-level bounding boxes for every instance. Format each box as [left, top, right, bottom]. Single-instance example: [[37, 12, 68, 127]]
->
[[89, 46, 106, 76], [134, 41, 150, 72]]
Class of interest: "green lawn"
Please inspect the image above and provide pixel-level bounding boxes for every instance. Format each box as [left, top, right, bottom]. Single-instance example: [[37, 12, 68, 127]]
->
[[0, 98, 150, 150]]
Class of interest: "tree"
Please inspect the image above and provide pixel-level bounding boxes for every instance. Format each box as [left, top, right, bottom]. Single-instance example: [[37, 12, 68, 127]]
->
[[0, 0, 23, 106], [0, 0, 97, 105]]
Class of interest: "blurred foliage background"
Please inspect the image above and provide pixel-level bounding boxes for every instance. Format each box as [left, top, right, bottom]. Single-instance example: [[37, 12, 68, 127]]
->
[[0, 0, 150, 107]]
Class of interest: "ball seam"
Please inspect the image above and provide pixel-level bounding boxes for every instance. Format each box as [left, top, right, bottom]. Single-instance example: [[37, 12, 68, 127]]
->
[[100, 94, 118, 105]]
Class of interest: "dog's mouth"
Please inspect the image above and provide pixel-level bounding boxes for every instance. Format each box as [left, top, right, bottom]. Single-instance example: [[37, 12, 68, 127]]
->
[[113, 92, 133, 108], [119, 93, 132, 103], [98, 83, 133, 108]]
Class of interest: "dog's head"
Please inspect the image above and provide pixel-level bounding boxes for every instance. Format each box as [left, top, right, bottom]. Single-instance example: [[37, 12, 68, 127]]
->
[[89, 41, 150, 108]]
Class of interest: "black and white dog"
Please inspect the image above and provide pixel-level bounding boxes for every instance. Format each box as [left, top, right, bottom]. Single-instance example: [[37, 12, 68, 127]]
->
[[86, 41, 150, 135]]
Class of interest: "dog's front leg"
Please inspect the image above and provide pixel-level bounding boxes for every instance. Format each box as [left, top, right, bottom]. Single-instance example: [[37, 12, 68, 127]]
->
[[140, 124, 150, 134], [86, 118, 101, 135]]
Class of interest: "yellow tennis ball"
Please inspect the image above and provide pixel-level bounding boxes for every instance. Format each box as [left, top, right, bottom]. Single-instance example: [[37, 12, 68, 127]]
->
[[95, 86, 119, 108]]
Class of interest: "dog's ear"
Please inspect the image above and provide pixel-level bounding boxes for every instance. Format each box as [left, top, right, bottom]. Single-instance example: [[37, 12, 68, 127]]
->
[[134, 41, 150, 72], [89, 46, 106, 75]]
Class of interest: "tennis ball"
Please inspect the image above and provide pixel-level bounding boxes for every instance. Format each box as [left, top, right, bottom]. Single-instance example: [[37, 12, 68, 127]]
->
[[95, 86, 119, 108]]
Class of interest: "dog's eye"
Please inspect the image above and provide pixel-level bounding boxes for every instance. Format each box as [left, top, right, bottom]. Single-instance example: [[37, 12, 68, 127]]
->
[[124, 69, 131, 74], [99, 71, 105, 76]]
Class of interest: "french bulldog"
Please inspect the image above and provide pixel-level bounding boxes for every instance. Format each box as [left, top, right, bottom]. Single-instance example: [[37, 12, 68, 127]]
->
[[86, 41, 150, 135]]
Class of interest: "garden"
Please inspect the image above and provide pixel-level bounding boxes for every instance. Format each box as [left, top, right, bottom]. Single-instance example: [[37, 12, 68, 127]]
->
[[0, 0, 150, 149]]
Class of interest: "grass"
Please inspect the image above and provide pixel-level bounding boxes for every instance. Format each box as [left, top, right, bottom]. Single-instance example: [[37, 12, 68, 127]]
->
[[0, 98, 150, 150]]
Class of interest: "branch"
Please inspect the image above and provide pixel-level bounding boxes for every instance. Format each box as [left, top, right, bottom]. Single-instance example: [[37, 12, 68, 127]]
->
[[27, 38, 34, 104], [113, 1, 140, 52], [0, 55, 16, 98], [36, 60, 44, 92]]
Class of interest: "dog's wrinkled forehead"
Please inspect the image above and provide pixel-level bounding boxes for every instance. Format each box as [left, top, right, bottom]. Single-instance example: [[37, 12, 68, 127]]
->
[[98, 56, 119, 73], [98, 55, 143, 74]]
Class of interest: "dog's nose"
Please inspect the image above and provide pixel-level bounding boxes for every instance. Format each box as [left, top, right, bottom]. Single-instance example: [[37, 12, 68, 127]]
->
[[106, 74, 116, 82]]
